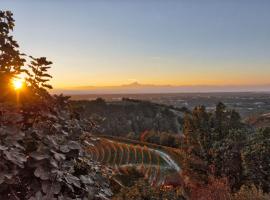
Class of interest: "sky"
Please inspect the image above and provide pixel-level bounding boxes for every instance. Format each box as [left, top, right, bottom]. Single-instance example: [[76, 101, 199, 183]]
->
[[2, 0, 270, 89]]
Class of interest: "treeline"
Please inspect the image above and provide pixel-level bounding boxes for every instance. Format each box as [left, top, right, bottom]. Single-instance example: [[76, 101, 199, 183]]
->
[[180, 102, 270, 199], [122, 97, 189, 113], [72, 98, 184, 137], [137, 130, 182, 148], [114, 103, 270, 199]]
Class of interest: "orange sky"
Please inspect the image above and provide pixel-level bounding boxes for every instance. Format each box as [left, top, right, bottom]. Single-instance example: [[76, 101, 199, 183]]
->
[[4, 1, 270, 90]]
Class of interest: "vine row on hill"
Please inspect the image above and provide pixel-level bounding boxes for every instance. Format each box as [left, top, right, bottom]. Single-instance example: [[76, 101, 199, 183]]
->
[[85, 136, 181, 186]]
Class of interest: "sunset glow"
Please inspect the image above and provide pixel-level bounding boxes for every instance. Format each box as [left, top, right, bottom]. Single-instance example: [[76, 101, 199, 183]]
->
[[2, 1, 270, 92], [12, 78, 24, 90]]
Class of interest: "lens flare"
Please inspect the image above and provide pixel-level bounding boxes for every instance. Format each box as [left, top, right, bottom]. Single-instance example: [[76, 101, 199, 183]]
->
[[12, 78, 24, 90]]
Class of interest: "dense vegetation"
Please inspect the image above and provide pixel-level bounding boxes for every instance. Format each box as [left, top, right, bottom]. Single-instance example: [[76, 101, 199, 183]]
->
[[139, 129, 182, 148], [113, 179, 184, 200], [115, 103, 270, 199], [180, 103, 270, 199], [0, 11, 112, 199], [72, 98, 183, 137]]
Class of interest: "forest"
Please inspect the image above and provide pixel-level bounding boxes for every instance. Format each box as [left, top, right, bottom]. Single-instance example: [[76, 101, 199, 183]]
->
[[0, 10, 269, 200]]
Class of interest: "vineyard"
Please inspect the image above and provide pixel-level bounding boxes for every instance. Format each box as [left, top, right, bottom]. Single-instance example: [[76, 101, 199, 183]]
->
[[85, 135, 182, 186]]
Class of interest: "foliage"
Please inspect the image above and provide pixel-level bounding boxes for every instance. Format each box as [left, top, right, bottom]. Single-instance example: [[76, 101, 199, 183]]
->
[[0, 10, 112, 199], [0, 11, 26, 101], [210, 129, 246, 190], [232, 185, 270, 200], [0, 103, 112, 199], [242, 128, 270, 192], [112, 179, 185, 200], [71, 98, 183, 138], [181, 102, 270, 199], [182, 106, 213, 186], [187, 178, 270, 200], [189, 177, 231, 200], [0, 11, 25, 74], [140, 130, 182, 147], [23, 56, 53, 102], [182, 103, 249, 190]]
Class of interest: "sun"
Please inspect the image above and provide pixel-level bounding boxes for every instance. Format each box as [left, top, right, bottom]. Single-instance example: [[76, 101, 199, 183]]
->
[[12, 78, 24, 90]]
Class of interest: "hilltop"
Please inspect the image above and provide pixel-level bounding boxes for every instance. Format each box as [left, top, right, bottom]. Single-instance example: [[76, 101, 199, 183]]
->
[[71, 98, 186, 141]]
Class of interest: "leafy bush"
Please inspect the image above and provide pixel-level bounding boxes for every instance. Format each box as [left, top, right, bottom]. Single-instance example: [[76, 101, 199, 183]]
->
[[232, 185, 270, 200], [0, 100, 113, 199], [188, 177, 231, 200], [242, 128, 270, 192], [181, 103, 270, 198], [112, 179, 185, 200], [0, 10, 112, 199]]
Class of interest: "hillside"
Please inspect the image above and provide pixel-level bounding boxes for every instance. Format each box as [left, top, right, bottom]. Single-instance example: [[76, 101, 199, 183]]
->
[[72, 98, 186, 138], [246, 112, 270, 129]]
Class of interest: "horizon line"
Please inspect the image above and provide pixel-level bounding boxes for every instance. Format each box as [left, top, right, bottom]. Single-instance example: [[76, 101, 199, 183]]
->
[[51, 83, 270, 95], [53, 82, 270, 90]]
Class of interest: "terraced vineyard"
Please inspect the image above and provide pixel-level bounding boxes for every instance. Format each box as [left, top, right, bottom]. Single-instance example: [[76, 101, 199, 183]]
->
[[85, 135, 182, 186]]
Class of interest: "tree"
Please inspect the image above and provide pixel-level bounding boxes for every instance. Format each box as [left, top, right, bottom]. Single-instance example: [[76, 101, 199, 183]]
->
[[211, 129, 246, 190], [0, 11, 25, 74], [0, 11, 26, 100], [242, 128, 270, 192], [24, 56, 53, 103], [181, 103, 248, 193], [0, 10, 113, 199], [182, 106, 210, 188]]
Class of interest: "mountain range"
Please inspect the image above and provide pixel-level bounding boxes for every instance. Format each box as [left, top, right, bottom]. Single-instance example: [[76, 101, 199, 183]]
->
[[52, 82, 270, 94]]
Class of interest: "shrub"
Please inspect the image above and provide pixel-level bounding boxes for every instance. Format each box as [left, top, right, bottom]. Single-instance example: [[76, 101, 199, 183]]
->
[[0, 10, 112, 199], [112, 179, 185, 200], [242, 128, 270, 192], [232, 185, 270, 200], [189, 177, 231, 200]]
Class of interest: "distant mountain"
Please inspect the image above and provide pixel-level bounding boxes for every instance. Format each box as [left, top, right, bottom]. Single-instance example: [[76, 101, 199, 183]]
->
[[52, 82, 270, 94]]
